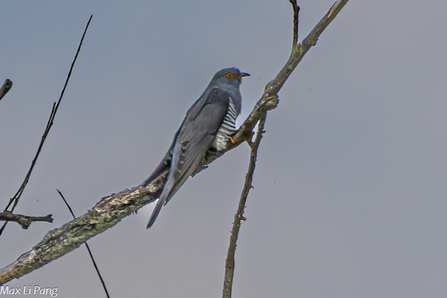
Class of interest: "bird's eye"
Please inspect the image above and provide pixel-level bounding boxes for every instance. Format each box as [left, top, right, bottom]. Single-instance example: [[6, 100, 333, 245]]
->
[[225, 73, 234, 78]]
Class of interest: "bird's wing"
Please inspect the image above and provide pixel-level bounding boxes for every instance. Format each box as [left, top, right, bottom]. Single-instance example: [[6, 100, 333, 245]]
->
[[146, 88, 231, 228], [166, 87, 232, 199], [142, 121, 183, 188]]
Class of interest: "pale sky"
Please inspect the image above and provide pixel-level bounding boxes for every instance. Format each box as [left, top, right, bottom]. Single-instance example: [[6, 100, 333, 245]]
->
[[1, 1, 447, 297]]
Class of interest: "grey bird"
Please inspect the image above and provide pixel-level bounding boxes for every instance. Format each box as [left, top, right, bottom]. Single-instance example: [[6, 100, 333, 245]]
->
[[145, 68, 249, 228]]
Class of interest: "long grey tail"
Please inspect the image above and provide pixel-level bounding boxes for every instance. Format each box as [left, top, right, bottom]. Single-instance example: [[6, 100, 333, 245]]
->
[[146, 179, 174, 228], [146, 171, 190, 228], [146, 197, 165, 228]]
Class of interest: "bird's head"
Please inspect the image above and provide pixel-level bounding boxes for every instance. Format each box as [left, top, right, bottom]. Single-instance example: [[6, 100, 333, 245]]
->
[[211, 68, 250, 87]]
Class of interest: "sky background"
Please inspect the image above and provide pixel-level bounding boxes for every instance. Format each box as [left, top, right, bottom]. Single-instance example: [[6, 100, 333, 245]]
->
[[1, 0, 447, 297]]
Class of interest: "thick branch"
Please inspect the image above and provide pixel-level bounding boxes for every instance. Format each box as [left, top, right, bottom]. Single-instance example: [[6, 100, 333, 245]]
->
[[0, 0, 349, 285], [0, 181, 163, 285], [0, 211, 53, 229]]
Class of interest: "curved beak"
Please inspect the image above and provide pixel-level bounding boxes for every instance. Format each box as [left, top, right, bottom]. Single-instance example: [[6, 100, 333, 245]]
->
[[239, 72, 250, 78]]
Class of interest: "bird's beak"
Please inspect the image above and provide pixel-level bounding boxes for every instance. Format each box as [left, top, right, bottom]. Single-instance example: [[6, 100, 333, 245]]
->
[[238, 72, 250, 78]]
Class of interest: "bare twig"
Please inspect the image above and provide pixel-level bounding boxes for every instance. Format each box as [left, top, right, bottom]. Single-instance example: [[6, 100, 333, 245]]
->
[[57, 190, 110, 298], [290, 0, 300, 44], [0, 15, 93, 236], [223, 115, 266, 298], [0, 211, 52, 229], [0, 79, 13, 102], [0, 0, 349, 284]]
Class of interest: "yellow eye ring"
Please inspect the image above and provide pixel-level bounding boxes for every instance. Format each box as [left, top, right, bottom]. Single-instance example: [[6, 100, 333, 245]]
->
[[225, 72, 234, 79]]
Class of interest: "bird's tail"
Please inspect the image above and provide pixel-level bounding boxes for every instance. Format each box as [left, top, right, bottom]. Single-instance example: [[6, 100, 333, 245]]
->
[[146, 196, 165, 228], [146, 176, 188, 228], [146, 176, 176, 228]]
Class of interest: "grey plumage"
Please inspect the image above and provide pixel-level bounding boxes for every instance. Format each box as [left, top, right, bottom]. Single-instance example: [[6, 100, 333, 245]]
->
[[145, 68, 249, 228]]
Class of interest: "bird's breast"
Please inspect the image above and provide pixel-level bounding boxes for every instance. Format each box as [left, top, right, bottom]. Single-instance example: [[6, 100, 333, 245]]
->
[[212, 98, 239, 151]]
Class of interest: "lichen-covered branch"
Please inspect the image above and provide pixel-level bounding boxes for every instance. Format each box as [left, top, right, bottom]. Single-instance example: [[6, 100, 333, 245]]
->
[[0, 181, 163, 285]]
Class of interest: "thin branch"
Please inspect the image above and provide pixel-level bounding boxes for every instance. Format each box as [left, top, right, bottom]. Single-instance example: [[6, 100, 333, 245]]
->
[[290, 0, 300, 44], [222, 2, 349, 295], [57, 190, 110, 298], [0, 15, 93, 236], [0, 211, 53, 229], [223, 115, 266, 298], [0, 79, 13, 102], [56, 189, 76, 218], [0, 0, 349, 284]]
